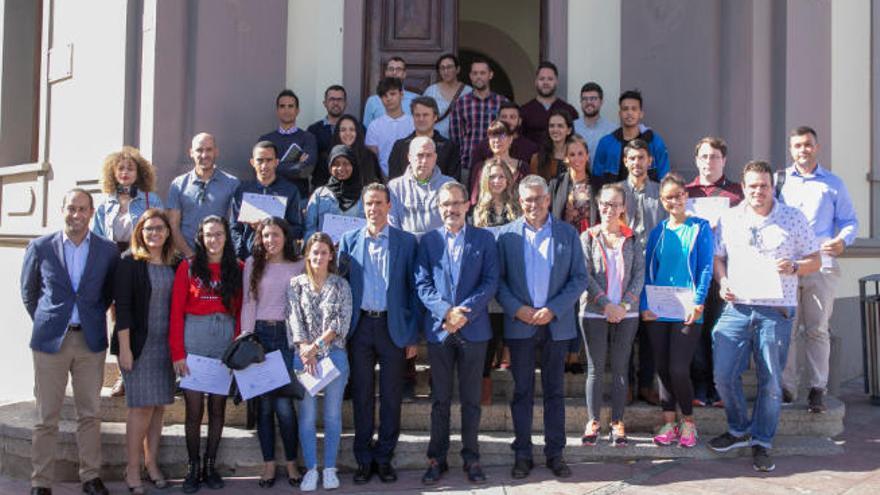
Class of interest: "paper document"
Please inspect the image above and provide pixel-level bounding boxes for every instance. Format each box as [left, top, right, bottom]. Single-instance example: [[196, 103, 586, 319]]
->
[[232, 350, 291, 400], [296, 356, 341, 397], [180, 354, 233, 396], [645, 285, 694, 320], [817, 236, 835, 269], [321, 213, 366, 244], [728, 250, 784, 300], [238, 192, 287, 223], [686, 197, 729, 227]]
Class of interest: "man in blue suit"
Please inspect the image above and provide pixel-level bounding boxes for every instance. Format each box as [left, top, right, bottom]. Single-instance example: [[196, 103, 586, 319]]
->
[[338, 183, 419, 485], [496, 175, 588, 479], [20, 189, 118, 495], [415, 182, 499, 485]]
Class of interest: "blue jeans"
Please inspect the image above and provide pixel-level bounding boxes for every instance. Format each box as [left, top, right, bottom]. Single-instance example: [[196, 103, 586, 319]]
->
[[254, 321, 298, 462], [294, 347, 350, 469], [712, 303, 795, 448]]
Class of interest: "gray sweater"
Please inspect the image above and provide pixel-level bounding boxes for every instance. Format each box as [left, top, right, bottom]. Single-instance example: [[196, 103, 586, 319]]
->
[[387, 166, 453, 237], [578, 224, 646, 316]]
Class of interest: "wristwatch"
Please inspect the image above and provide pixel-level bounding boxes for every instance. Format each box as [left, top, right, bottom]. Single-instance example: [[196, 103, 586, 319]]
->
[[619, 301, 632, 312], [317, 339, 328, 353], [790, 261, 799, 275]]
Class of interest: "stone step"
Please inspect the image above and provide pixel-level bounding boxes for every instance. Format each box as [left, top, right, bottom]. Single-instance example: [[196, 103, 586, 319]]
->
[[63, 387, 844, 438], [0, 400, 844, 482]]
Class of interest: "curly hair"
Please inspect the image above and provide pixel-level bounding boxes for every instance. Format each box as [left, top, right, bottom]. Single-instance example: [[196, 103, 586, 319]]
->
[[191, 215, 241, 314], [473, 158, 521, 227], [100, 146, 157, 194], [249, 217, 301, 302]]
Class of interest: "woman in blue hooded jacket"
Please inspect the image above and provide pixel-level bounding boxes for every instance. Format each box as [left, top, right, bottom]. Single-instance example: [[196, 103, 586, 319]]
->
[[640, 173, 713, 448]]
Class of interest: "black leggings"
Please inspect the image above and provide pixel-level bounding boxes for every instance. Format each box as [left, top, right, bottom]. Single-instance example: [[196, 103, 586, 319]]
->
[[645, 321, 702, 416], [184, 390, 227, 461]]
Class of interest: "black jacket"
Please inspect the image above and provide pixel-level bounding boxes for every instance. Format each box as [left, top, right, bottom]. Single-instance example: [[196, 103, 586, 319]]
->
[[387, 131, 461, 181], [111, 251, 182, 360]]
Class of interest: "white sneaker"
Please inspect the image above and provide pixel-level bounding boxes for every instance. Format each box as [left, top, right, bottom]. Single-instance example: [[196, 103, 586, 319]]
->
[[300, 468, 319, 492], [322, 467, 340, 490]]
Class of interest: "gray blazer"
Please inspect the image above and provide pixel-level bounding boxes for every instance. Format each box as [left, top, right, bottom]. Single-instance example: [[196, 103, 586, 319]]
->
[[578, 225, 645, 316]]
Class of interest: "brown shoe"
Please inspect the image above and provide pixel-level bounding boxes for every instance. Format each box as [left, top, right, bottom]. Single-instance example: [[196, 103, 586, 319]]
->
[[481, 377, 492, 406], [110, 376, 125, 397], [639, 387, 660, 406]]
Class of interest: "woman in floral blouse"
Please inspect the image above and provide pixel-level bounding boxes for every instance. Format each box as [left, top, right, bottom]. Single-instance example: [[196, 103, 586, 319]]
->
[[287, 232, 352, 491]]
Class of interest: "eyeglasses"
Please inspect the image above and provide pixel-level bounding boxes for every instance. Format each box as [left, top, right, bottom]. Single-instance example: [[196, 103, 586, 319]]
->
[[598, 201, 623, 209], [439, 200, 467, 208], [581, 96, 600, 102], [194, 180, 207, 205], [438, 64, 456, 71]]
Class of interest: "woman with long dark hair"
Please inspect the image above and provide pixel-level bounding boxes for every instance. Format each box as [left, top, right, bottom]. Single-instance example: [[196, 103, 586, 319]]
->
[[113, 209, 179, 493], [241, 217, 305, 488], [169, 215, 243, 493], [329, 114, 384, 186], [534, 109, 574, 181]]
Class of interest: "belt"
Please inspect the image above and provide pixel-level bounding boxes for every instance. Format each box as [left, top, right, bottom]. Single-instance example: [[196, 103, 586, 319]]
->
[[361, 309, 388, 319], [67, 324, 82, 331]]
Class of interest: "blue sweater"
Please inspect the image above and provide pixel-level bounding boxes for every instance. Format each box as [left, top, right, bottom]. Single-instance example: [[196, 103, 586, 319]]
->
[[640, 216, 714, 313], [592, 125, 669, 185]]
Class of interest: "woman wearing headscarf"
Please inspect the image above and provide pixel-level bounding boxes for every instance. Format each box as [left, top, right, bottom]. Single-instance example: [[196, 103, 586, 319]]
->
[[304, 145, 366, 239]]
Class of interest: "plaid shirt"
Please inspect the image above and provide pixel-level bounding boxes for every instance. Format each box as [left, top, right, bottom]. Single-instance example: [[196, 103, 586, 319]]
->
[[448, 91, 508, 167]]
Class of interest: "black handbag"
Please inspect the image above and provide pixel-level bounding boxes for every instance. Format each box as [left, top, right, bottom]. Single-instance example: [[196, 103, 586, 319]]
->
[[222, 333, 265, 370], [274, 367, 305, 400]]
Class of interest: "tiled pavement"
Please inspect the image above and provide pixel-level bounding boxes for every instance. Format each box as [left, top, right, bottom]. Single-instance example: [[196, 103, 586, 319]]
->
[[2, 379, 878, 495]]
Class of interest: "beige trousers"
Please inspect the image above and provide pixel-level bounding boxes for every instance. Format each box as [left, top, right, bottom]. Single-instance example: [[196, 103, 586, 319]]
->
[[31, 330, 105, 488]]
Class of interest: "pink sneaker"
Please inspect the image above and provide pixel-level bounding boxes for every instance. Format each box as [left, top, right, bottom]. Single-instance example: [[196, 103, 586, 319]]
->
[[653, 422, 679, 446], [678, 420, 698, 448]]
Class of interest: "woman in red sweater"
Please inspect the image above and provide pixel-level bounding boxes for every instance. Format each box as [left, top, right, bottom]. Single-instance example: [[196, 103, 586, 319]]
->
[[169, 215, 243, 493]]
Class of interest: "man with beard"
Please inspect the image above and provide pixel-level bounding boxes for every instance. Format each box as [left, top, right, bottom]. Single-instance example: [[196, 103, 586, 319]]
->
[[573, 82, 617, 158], [308, 85, 349, 188], [519, 61, 578, 146], [449, 58, 509, 176], [259, 89, 319, 202]]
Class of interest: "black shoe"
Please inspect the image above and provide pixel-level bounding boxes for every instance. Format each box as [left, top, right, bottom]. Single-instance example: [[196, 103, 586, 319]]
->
[[182, 458, 200, 494], [30, 488, 52, 495], [257, 476, 276, 489], [707, 432, 751, 453], [81, 478, 109, 495], [568, 363, 585, 374], [511, 458, 533, 479], [463, 462, 486, 483], [376, 462, 397, 483], [807, 387, 827, 413], [402, 381, 416, 403], [353, 462, 374, 485], [782, 387, 794, 404], [201, 457, 224, 490], [421, 459, 448, 485], [546, 457, 572, 478], [752, 445, 775, 472]]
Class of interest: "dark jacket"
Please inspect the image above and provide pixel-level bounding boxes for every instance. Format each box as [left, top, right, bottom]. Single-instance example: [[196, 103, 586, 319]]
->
[[548, 172, 597, 227], [111, 252, 182, 360], [387, 131, 462, 181]]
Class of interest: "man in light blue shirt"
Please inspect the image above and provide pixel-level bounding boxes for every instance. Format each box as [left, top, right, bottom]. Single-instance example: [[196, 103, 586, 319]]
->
[[361, 225, 389, 311], [779, 126, 859, 413], [362, 57, 420, 129], [523, 215, 553, 309], [572, 82, 618, 157]]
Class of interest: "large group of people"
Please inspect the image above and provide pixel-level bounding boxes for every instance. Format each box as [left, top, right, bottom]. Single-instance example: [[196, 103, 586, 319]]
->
[[20, 53, 858, 495]]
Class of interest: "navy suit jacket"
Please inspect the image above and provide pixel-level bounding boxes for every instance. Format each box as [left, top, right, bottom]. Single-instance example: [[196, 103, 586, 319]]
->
[[338, 224, 419, 348], [415, 226, 499, 344], [20, 231, 118, 353], [496, 217, 588, 341]]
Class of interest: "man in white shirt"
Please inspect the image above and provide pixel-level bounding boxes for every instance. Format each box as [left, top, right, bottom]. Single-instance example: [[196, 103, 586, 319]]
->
[[366, 77, 415, 179]]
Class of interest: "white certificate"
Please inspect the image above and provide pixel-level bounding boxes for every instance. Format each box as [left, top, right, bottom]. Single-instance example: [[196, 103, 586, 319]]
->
[[232, 350, 292, 401], [180, 354, 233, 396], [686, 197, 729, 227], [296, 356, 341, 397], [645, 285, 694, 320], [238, 192, 288, 223], [817, 236, 835, 269], [728, 249, 784, 300], [321, 213, 366, 244]]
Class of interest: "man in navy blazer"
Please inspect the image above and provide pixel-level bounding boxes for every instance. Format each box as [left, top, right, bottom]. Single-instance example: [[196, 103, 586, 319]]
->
[[496, 175, 588, 480], [414, 182, 498, 485], [338, 183, 418, 485], [20, 189, 118, 495]]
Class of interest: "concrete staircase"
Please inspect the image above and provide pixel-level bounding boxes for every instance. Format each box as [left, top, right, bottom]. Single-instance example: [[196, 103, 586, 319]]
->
[[0, 363, 845, 481]]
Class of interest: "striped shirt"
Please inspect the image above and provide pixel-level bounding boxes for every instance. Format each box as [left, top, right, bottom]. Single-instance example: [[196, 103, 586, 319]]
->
[[448, 91, 508, 167]]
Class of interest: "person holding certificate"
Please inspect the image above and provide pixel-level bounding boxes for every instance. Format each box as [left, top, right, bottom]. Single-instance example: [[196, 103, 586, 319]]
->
[[304, 145, 365, 239], [240, 217, 305, 488], [640, 174, 714, 448], [112, 209, 180, 493], [579, 183, 644, 447], [169, 216, 243, 493], [287, 233, 352, 491]]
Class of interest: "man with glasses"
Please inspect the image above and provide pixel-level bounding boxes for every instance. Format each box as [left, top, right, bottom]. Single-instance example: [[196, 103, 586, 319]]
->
[[309, 85, 349, 188], [362, 57, 421, 129], [167, 133, 240, 257], [709, 160, 819, 472], [414, 181, 499, 485], [573, 82, 617, 159], [496, 175, 587, 480]]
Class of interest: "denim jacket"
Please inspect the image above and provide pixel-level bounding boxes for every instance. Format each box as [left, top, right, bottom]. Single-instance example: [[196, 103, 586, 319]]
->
[[92, 190, 163, 242]]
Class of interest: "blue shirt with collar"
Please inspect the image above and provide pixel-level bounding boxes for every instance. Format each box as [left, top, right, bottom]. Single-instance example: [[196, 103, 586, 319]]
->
[[523, 216, 554, 308], [780, 164, 859, 245], [441, 224, 466, 289], [62, 231, 91, 325], [361, 225, 390, 311], [167, 168, 240, 250]]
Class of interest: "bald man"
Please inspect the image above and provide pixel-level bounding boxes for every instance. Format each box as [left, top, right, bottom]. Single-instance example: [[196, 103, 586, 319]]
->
[[167, 133, 241, 257]]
